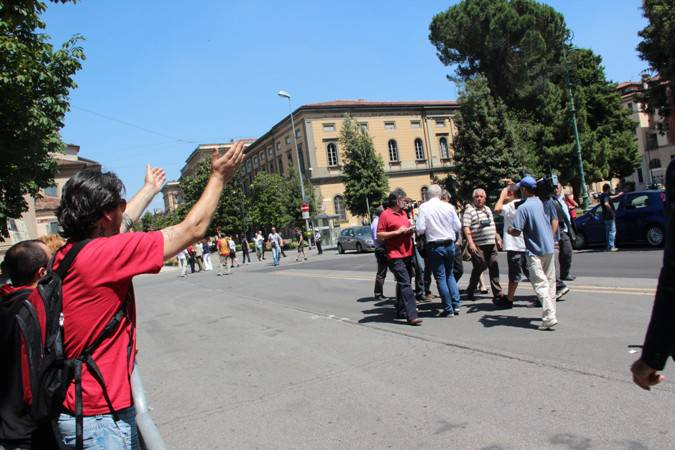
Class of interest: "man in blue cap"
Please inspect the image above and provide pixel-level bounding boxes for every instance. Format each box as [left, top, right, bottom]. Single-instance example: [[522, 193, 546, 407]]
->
[[507, 175, 560, 330]]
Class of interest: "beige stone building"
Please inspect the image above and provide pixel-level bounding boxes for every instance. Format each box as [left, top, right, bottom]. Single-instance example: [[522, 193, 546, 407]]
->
[[242, 100, 459, 226], [1, 144, 100, 256], [619, 80, 675, 189]]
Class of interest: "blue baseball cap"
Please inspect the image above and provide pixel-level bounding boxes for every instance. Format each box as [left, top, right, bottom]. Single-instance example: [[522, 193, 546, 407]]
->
[[515, 175, 537, 190]]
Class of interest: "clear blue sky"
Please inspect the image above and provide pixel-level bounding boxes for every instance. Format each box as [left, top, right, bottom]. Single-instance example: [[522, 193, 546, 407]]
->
[[43, 0, 648, 211]]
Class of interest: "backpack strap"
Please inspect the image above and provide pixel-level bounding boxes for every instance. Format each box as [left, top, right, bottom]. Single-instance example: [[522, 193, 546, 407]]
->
[[53, 239, 91, 280]]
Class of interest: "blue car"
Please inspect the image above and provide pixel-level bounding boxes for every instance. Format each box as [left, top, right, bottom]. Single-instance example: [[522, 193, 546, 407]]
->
[[573, 190, 666, 249]]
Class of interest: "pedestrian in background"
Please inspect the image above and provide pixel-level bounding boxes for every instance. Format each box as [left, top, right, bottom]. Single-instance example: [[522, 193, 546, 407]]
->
[[508, 176, 559, 330], [254, 230, 264, 261], [194, 240, 205, 272], [269, 227, 283, 266], [177, 248, 189, 277], [314, 229, 323, 255], [416, 184, 462, 317], [599, 183, 624, 251], [202, 239, 213, 271], [554, 183, 576, 281], [463, 188, 504, 301], [441, 190, 464, 282], [240, 233, 252, 264], [377, 188, 422, 326], [295, 229, 307, 262], [187, 244, 196, 273], [217, 234, 231, 276], [565, 191, 579, 220], [228, 236, 240, 268], [494, 182, 529, 307], [631, 159, 675, 391], [371, 206, 389, 300]]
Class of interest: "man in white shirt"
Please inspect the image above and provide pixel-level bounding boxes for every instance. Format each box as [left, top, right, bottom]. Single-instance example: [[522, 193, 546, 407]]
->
[[494, 183, 529, 308], [416, 184, 462, 316]]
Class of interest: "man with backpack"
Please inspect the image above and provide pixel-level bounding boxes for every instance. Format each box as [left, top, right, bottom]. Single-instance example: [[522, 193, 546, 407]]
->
[[23, 142, 244, 449], [0, 240, 56, 450]]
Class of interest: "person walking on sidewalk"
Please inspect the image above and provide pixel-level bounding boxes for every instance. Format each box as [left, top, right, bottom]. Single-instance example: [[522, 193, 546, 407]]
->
[[217, 234, 231, 276], [494, 183, 529, 307], [314, 229, 323, 255], [554, 184, 576, 281], [377, 188, 422, 326], [508, 176, 559, 330], [240, 233, 252, 264], [254, 230, 264, 261], [371, 206, 389, 300], [269, 227, 283, 266], [463, 188, 505, 301], [416, 184, 462, 317], [295, 229, 307, 262]]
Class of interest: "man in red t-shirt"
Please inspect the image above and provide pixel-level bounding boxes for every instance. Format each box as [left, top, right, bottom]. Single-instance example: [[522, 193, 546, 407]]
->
[[44, 142, 245, 449], [377, 188, 422, 325]]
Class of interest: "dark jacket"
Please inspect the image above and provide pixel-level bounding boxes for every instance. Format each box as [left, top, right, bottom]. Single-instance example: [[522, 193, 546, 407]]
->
[[641, 159, 675, 370]]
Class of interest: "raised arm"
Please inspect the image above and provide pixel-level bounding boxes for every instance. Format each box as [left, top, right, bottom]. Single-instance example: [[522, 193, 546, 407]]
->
[[120, 165, 167, 232], [160, 141, 245, 259]]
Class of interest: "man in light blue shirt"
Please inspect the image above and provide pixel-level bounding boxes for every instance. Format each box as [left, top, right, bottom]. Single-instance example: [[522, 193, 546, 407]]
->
[[416, 184, 462, 316], [508, 176, 559, 330], [371, 206, 389, 300]]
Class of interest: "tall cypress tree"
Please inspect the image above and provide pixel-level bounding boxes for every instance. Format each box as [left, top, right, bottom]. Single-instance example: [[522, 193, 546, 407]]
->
[[451, 75, 526, 202], [339, 115, 389, 218]]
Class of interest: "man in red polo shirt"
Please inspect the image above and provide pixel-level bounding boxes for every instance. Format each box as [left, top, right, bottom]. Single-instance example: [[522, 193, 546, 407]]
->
[[44, 142, 245, 449], [377, 188, 422, 326]]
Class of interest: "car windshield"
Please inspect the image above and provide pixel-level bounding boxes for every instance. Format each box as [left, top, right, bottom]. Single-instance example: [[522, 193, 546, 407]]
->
[[356, 226, 371, 237]]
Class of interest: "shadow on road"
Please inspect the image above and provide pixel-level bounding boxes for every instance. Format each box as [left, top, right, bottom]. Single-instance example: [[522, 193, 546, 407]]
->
[[479, 314, 539, 330]]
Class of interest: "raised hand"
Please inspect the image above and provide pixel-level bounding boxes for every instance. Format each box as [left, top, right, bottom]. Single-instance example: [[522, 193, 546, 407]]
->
[[144, 164, 167, 194], [212, 140, 246, 182]]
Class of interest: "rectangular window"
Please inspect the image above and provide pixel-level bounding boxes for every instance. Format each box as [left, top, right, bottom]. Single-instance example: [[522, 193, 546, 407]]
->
[[435, 119, 445, 127], [278, 156, 283, 175], [287, 152, 293, 169], [44, 185, 57, 197], [48, 221, 60, 234], [637, 167, 644, 183], [384, 121, 395, 130], [326, 141, 339, 167], [358, 122, 368, 131], [285, 136, 291, 145], [322, 123, 336, 132], [276, 141, 281, 151], [626, 102, 633, 111], [410, 121, 421, 129], [295, 128, 301, 139]]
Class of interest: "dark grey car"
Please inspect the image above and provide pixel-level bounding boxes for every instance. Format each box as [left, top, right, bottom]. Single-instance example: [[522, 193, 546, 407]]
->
[[337, 226, 375, 254]]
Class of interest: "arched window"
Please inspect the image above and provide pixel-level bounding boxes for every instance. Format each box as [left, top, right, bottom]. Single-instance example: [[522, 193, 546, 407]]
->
[[327, 142, 339, 166], [421, 186, 429, 202], [439, 137, 449, 159], [414, 138, 425, 160], [334, 195, 347, 222], [388, 139, 399, 162], [649, 158, 662, 169], [253, 155, 259, 168]]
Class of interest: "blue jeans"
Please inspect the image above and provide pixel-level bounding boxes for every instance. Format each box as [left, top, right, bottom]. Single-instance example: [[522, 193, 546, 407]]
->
[[54, 406, 138, 450], [271, 246, 281, 265], [428, 241, 461, 313], [605, 219, 616, 249]]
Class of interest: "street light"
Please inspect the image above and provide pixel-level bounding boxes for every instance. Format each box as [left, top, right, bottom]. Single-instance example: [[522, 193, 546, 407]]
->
[[277, 90, 310, 233]]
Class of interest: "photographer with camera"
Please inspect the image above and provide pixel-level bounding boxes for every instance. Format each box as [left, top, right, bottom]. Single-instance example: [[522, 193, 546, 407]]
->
[[462, 188, 505, 302]]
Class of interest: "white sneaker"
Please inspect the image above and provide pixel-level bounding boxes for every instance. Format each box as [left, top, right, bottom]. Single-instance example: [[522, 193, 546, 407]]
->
[[609, 247, 619, 252], [538, 319, 558, 330], [556, 287, 570, 300]]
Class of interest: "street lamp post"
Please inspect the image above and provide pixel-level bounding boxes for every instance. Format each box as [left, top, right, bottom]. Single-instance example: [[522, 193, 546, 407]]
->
[[277, 90, 310, 233]]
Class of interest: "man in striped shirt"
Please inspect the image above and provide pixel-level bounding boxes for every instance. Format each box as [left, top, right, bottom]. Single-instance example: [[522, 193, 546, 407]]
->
[[462, 188, 505, 301]]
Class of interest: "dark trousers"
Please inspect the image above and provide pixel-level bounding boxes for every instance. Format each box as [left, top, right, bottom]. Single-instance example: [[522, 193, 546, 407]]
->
[[374, 247, 388, 296], [242, 247, 251, 263], [453, 246, 464, 282], [316, 240, 323, 254], [558, 231, 573, 279], [413, 246, 431, 297], [388, 257, 418, 321], [467, 244, 502, 297]]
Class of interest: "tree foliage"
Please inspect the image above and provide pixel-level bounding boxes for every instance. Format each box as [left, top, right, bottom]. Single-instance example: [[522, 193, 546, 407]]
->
[[178, 159, 247, 236], [429, 0, 639, 192], [451, 75, 526, 202], [339, 115, 389, 217], [637, 0, 675, 121], [0, 0, 84, 235]]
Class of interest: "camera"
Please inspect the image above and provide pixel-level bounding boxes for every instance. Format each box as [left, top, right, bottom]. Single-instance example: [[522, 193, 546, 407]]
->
[[536, 173, 559, 200]]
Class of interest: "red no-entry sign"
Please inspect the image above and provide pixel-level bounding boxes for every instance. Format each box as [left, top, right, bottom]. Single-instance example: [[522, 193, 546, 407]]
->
[[301, 202, 310, 213]]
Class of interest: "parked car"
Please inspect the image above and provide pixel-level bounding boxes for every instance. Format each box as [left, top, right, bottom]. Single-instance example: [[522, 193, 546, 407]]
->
[[573, 190, 666, 249], [337, 226, 376, 254]]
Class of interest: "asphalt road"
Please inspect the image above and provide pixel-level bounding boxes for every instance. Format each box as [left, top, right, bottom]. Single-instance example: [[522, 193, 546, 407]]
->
[[134, 247, 673, 449]]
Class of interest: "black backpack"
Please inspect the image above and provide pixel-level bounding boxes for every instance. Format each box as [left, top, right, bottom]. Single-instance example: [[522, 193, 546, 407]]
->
[[21, 240, 130, 450]]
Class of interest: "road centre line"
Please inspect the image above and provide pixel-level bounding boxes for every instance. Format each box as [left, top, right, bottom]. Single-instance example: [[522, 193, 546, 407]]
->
[[274, 271, 655, 296]]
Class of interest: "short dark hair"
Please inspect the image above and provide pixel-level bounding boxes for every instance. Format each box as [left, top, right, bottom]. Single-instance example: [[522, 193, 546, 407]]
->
[[602, 183, 611, 192], [57, 170, 125, 241], [3, 240, 48, 286], [387, 188, 407, 207]]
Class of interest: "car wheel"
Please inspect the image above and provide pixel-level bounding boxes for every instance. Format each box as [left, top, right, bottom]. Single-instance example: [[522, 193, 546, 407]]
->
[[356, 243, 363, 253], [338, 244, 345, 254], [572, 232, 586, 250], [646, 225, 665, 247]]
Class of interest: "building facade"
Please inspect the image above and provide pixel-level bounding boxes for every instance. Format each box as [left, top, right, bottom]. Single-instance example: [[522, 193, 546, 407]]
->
[[242, 100, 459, 225], [1, 144, 100, 256], [620, 80, 675, 189]]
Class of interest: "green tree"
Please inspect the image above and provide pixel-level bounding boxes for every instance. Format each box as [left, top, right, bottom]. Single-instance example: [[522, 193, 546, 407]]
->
[[429, 0, 639, 192], [248, 172, 293, 230], [178, 159, 247, 236], [339, 115, 389, 218], [141, 210, 179, 231], [285, 167, 318, 228], [450, 75, 526, 202], [429, 0, 568, 112], [0, 0, 84, 236], [637, 0, 675, 122]]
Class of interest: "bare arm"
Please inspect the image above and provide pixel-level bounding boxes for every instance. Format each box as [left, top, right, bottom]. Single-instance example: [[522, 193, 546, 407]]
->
[[493, 186, 510, 214], [161, 141, 245, 259], [121, 165, 166, 233], [463, 226, 478, 253]]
